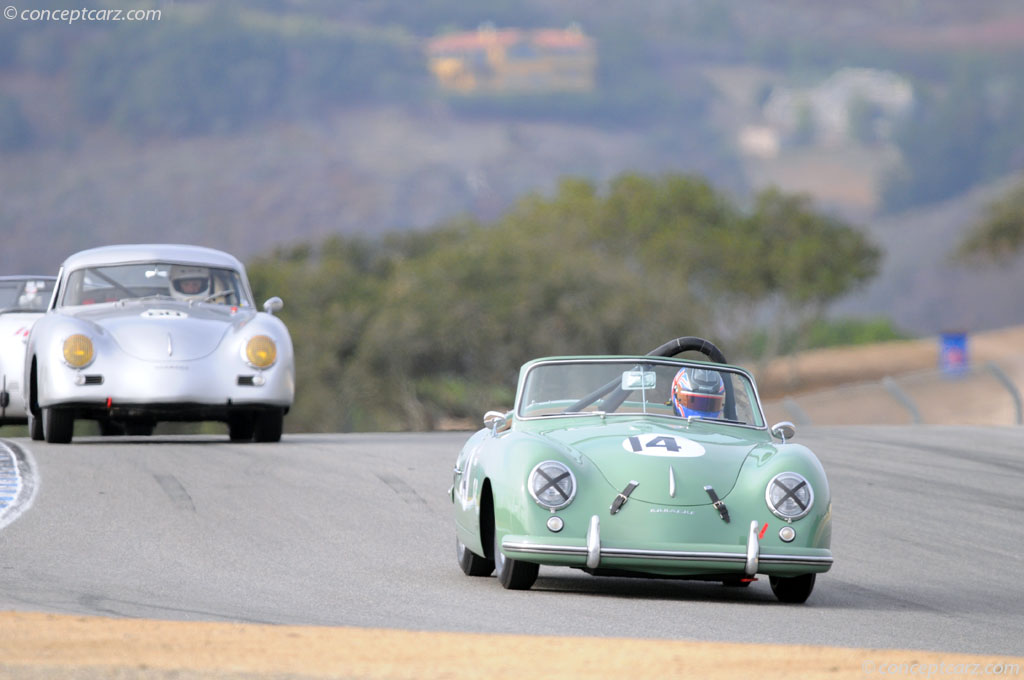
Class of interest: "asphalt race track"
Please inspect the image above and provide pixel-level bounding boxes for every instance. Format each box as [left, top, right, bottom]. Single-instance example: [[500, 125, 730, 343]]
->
[[0, 426, 1022, 657]]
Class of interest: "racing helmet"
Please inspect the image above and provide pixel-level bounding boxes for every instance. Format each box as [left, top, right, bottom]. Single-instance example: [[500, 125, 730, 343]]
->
[[168, 265, 211, 299], [671, 367, 725, 418]]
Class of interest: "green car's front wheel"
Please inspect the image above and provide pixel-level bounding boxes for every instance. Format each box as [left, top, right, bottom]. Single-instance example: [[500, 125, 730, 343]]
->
[[493, 530, 538, 590], [456, 536, 494, 576], [769, 573, 816, 603]]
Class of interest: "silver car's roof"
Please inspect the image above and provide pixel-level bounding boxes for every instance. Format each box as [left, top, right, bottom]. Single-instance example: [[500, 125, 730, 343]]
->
[[60, 244, 245, 272], [0, 275, 57, 281]]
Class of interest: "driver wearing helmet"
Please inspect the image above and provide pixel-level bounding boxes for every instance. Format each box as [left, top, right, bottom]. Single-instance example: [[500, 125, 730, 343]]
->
[[168, 265, 211, 300], [671, 367, 725, 419]]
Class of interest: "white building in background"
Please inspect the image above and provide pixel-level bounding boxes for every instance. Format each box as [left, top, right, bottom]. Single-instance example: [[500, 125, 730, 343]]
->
[[761, 67, 914, 147]]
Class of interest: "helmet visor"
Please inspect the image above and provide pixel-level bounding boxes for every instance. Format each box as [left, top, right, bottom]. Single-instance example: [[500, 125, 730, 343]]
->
[[678, 392, 723, 414], [173, 277, 209, 295]]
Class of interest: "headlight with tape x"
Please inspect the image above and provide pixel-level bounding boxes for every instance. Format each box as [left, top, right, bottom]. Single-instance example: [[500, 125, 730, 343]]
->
[[765, 471, 813, 521], [528, 461, 576, 510]]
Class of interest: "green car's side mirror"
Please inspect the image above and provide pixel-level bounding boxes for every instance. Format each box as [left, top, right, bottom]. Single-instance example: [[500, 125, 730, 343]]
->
[[771, 421, 796, 443]]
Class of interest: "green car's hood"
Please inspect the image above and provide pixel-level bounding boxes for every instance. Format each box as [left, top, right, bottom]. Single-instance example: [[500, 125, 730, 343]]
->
[[536, 420, 762, 505]]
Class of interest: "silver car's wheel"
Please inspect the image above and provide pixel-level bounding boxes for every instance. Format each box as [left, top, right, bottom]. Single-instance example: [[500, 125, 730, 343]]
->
[[456, 536, 494, 576], [228, 414, 255, 441], [493, 525, 538, 590], [27, 409, 43, 441], [42, 407, 74, 444], [253, 409, 283, 443]]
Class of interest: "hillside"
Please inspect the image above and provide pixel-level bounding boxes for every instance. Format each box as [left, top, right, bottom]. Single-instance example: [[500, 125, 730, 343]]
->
[[0, 105, 737, 277]]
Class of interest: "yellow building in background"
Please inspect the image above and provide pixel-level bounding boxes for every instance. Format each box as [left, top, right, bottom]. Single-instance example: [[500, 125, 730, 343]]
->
[[427, 25, 596, 94]]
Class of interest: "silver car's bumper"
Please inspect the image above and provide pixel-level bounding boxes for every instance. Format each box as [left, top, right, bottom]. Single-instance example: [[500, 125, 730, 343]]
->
[[37, 353, 293, 410]]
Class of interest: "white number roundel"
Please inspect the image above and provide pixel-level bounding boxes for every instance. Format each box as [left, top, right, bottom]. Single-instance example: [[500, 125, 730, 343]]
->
[[621, 434, 705, 457]]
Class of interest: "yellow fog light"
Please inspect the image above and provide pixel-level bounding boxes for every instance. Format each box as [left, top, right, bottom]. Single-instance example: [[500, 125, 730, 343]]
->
[[245, 335, 277, 368], [63, 334, 94, 368]]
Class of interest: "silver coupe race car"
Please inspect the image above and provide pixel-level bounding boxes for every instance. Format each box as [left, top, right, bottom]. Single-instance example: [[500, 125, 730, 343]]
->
[[0, 276, 57, 426], [24, 244, 294, 443]]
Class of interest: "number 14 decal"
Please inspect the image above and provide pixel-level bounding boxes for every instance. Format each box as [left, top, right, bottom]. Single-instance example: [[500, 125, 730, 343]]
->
[[622, 434, 705, 457]]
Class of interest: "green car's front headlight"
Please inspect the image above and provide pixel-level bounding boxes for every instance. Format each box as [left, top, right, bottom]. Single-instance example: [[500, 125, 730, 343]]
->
[[529, 461, 576, 510], [765, 472, 814, 521]]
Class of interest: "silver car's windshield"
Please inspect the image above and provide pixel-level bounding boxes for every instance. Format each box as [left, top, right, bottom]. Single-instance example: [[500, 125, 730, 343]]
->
[[517, 359, 765, 427], [0, 278, 55, 312], [61, 263, 252, 307]]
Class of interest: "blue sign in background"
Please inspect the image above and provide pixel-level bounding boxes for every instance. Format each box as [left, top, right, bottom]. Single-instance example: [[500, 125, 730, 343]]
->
[[939, 331, 968, 377]]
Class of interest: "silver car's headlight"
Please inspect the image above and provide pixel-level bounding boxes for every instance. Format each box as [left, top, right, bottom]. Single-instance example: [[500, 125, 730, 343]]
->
[[244, 335, 277, 368], [765, 472, 813, 521], [529, 461, 576, 510], [62, 334, 95, 368]]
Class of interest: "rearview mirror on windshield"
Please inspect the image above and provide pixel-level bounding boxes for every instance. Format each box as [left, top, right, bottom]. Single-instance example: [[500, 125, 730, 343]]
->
[[621, 370, 656, 391]]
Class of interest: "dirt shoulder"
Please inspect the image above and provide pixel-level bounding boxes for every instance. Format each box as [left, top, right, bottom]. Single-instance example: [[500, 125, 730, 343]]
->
[[1, 611, 1021, 680], [755, 324, 1024, 398]]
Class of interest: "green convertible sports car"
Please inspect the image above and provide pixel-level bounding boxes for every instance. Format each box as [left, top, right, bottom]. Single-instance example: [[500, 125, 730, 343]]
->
[[450, 336, 832, 603]]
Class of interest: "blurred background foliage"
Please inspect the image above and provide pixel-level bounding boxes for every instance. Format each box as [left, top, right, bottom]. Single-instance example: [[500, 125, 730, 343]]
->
[[247, 173, 880, 432], [4, 0, 1024, 213]]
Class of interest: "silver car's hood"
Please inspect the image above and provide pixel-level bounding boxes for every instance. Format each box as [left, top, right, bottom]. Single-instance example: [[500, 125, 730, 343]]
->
[[69, 301, 255, 361]]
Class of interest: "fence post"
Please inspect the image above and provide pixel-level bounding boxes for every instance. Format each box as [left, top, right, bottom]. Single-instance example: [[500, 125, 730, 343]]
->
[[782, 396, 812, 426], [882, 376, 922, 424], [986, 362, 1023, 425]]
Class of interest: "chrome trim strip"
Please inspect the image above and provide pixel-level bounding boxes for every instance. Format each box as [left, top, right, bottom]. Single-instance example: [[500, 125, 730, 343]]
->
[[502, 541, 832, 568], [586, 515, 601, 569], [601, 548, 745, 562], [759, 554, 834, 566], [668, 465, 676, 498], [503, 542, 587, 556], [745, 520, 759, 576]]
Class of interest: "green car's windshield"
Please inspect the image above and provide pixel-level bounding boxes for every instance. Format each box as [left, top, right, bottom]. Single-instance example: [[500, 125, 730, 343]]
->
[[517, 359, 765, 427], [61, 262, 252, 308]]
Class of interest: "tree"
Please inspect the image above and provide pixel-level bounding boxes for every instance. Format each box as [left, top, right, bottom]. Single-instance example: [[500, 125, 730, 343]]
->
[[954, 179, 1024, 264], [247, 174, 881, 432]]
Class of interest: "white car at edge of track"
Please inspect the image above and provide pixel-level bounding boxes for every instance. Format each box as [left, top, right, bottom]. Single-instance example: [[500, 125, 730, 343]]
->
[[0, 276, 57, 426]]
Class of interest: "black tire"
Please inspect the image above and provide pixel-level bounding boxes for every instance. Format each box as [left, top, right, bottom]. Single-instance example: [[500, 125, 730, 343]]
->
[[769, 573, 816, 603], [456, 536, 494, 576], [124, 422, 154, 436], [253, 409, 283, 443], [493, 525, 538, 590], [98, 419, 124, 436], [228, 413, 255, 442], [42, 407, 74, 444], [27, 409, 43, 441]]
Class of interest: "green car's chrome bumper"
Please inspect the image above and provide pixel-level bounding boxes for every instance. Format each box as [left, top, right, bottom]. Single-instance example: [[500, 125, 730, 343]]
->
[[502, 518, 833, 578]]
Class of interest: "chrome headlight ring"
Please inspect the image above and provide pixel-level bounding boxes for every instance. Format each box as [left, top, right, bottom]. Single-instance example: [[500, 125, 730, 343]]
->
[[765, 471, 814, 521], [528, 460, 577, 511]]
